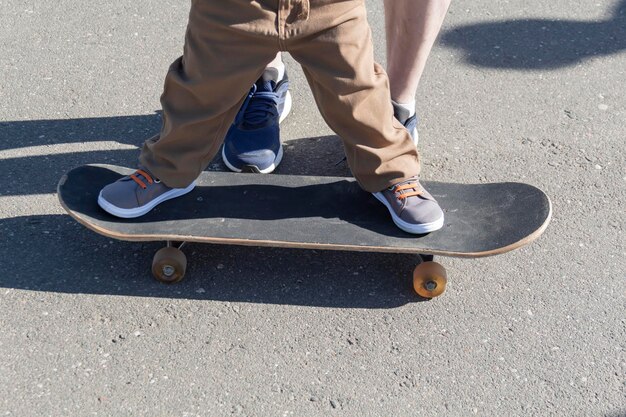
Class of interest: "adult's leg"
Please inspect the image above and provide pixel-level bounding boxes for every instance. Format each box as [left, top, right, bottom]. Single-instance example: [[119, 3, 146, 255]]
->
[[384, 0, 451, 104]]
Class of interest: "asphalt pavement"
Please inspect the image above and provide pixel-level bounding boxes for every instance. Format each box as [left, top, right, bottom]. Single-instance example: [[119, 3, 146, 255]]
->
[[1, 0, 624, 415]]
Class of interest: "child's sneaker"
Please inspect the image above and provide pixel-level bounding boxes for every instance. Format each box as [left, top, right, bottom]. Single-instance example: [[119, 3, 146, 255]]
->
[[373, 177, 444, 234], [222, 69, 292, 174], [98, 169, 196, 218]]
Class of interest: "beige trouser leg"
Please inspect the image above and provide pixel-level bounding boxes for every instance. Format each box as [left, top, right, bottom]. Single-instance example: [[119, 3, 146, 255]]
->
[[139, 1, 281, 187], [286, 1, 420, 192]]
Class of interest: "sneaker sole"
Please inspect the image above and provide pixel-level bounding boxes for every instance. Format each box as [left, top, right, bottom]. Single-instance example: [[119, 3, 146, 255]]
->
[[372, 192, 444, 234], [222, 144, 284, 174], [97, 181, 197, 218], [279, 90, 292, 123]]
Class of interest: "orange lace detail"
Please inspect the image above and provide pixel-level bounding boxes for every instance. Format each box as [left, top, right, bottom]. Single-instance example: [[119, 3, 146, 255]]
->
[[130, 169, 154, 190], [394, 183, 422, 200]]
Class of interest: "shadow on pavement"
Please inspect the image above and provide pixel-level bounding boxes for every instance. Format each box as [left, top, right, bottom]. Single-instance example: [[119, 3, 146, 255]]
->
[[0, 114, 425, 307], [0, 112, 162, 151], [440, 0, 625, 69], [0, 112, 349, 197], [0, 113, 159, 196], [1, 214, 424, 308]]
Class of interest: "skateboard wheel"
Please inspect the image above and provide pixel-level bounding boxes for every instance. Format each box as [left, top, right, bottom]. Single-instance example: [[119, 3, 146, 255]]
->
[[152, 247, 187, 284], [412, 261, 447, 298]]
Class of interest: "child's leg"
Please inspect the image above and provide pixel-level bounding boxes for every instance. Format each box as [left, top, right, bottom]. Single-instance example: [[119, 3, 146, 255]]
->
[[98, 1, 282, 218], [284, 0, 443, 233], [286, 1, 420, 193], [139, 1, 280, 188]]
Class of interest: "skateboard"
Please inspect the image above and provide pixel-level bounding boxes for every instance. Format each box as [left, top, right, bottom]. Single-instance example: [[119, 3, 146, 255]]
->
[[57, 164, 551, 298]]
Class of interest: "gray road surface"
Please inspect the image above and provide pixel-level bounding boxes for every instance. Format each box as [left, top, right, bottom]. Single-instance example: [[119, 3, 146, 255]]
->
[[1, 0, 624, 415]]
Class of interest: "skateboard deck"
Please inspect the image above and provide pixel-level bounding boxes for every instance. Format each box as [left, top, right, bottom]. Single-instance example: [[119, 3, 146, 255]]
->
[[58, 164, 552, 297]]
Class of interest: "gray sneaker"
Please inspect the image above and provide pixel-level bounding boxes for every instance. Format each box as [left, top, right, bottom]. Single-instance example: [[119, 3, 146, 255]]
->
[[372, 177, 444, 234], [98, 168, 196, 218]]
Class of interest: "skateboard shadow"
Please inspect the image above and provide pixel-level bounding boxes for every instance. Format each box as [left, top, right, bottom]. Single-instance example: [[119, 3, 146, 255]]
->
[[440, 0, 626, 69], [2, 115, 430, 305], [0, 214, 427, 307]]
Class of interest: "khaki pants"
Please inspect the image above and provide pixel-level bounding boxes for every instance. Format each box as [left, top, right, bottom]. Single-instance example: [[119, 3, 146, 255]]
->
[[139, 0, 420, 192]]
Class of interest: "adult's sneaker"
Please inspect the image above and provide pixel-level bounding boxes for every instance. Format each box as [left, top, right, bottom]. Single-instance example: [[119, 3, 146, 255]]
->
[[392, 103, 419, 145], [222, 69, 292, 174], [98, 168, 196, 218], [372, 176, 444, 234]]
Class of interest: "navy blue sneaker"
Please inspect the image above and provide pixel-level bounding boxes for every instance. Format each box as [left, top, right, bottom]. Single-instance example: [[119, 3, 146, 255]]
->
[[222, 69, 292, 173], [402, 113, 418, 145], [392, 103, 419, 145]]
